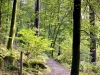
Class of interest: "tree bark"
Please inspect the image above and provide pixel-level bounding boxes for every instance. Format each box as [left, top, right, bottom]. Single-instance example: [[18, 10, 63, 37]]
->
[[7, 0, 17, 50], [35, 0, 40, 36], [89, 5, 96, 62], [71, 0, 81, 75]]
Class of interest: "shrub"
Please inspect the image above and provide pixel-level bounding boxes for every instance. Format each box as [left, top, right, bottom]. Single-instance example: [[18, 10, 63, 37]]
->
[[17, 28, 53, 58], [6, 64, 19, 71], [28, 58, 47, 69], [4, 56, 15, 65]]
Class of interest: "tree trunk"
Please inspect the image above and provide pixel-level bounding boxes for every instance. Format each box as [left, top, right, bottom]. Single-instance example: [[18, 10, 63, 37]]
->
[[35, 0, 40, 36], [7, 0, 17, 50], [89, 5, 96, 62], [71, 0, 81, 75], [58, 45, 61, 56], [19, 51, 23, 75]]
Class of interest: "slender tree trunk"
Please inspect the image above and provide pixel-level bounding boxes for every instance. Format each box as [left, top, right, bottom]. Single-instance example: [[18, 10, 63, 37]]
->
[[7, 0, 17, 50], [57, 0, 61, 56], [6, 0, 10, 22], [71, 0, 81, 75], [58, 39, 61, 56], [58, 46, 61, 56], [19, 51, 23, 75], [35, 0, 40, 36], [89, 6, 96, 62]]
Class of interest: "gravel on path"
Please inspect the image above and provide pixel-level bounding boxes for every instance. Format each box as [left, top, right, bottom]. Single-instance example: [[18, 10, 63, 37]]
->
[[46, 59, 70, 75]]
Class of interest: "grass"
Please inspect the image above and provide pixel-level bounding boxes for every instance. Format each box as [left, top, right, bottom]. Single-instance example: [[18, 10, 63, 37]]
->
[[0, 70, 18, 75]]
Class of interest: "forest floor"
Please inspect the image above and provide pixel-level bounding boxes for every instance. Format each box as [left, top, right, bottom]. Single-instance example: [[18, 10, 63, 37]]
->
[[0, 59, 70, 75], [46, 59, 70, 75]]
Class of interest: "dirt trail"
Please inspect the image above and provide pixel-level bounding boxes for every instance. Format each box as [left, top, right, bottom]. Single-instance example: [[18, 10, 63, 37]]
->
[[46, 59, 70, 75]]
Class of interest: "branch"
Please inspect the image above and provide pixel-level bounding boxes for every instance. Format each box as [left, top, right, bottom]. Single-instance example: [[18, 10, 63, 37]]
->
[[86, 0, 100, 21], [80, 30, 90, 36]]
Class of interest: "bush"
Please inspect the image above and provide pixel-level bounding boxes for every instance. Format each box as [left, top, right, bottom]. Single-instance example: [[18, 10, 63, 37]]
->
[[6, 64, 19, 71], [28, 58, 47, 69], [17, 28, 53, 58], [4, 56, 15, 65], [23, 60, 29, 68]]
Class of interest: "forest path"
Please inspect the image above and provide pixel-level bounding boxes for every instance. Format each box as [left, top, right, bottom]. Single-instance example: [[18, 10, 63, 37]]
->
[[46, 59, 70, 75]]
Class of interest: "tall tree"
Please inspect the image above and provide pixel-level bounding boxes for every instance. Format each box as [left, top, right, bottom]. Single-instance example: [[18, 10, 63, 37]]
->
[[35, 0, 40, 36], [51, 0, 61, 57], [7, 0, 17, 50], [71, 0, 81, 75], [40, 0, 73, 58], [89, 5, 96, 62]]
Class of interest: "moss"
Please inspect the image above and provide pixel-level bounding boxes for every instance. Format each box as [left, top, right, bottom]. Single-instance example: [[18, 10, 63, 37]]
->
[[42, 65, 51, 75], [0, 57, 4, 70]]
